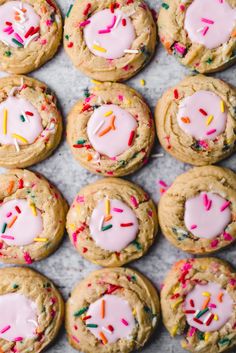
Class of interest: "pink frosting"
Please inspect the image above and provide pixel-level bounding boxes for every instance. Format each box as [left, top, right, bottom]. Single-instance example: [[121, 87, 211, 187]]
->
[[184, 0, 236, 49], [0, 199, 43, 246], [184, 192, 231, 239], [0, 293, 38, 341], [177, 90, 227, 140], [0, 1, 40, 48], [184, 282, 233, 332], [84, 9, 136, 59], [87, 104, 138, 158], [86, 294, 135, 343], [0, 95, 43, 146], [89, 199, 138, 252]]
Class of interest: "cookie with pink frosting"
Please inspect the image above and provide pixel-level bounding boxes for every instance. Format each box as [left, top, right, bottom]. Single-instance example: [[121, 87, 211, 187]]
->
[[64, 0, 156, 81], [66, 178, 157, 267], [158, 166, 236, 254], [0, 168, 68, 264], [155, 75, 236, 165], [158, 0, 236, 73], [0, 0, 62, 74], [66, 267, 160, 353], [67, 82, 155, 176], [0, 75, 62, 168], [0, 266, 64, 353], [161, 257, 236, 353]]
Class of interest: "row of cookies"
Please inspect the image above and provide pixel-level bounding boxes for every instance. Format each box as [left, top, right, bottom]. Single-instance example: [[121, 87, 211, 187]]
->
[[0, 164, 235, 265], [0, 74, 235, 173], [0, 257, 235, 353], [1, 0, 236, 80]]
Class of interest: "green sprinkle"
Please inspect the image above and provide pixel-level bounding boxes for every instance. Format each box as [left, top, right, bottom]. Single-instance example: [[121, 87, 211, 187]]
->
[[102, 224, 113, 231], [132, 240, 142, 250], [13, 283, 19, 289], [2, 223, 7, 234], [218, 337, 231, 346], [74, 307, 88, 317], [77, 139, 86, 144], [86, 324, 98, 328], [4, 51, 11, 57], [12, 38, 24, 47], [196, 308, 209, 319], [66, 4, 73, 17], [131, 275, 136, 282], [20, 115, 25, 122], [65, 34, 70, 40], [197, 330, 205, 340], [206, 58, 213, 64], [162, 2, 169, 9]]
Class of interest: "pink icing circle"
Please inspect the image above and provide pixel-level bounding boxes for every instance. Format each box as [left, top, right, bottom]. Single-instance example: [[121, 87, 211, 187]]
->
[[89, 199, 139, 252], [0, 293, 38, 341], [0, 1, 40, 48], [184, 282, 233, 332], [184, 0, 236, 49], [87, 104, 138, 158], [84, 9, 136, 59], [184, 192, 231, 239], [86, 294, 135, 343], [0, 96, 43, 146], [177, 91, 227, 140], [0, 199, 43, 246]]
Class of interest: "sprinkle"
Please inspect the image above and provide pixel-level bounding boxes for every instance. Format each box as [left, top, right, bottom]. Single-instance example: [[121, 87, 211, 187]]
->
[[196, 308, 209, 318], [190, 224, 197, 230], [79, 20, 91, 27], [223, 232, 233, 241], [105, 199, 110, 216], [220, 201, 231, 212], [199, 108, 208, 116], [101, 299, 105, 319], [74, 307, 88, 317], [124, 49, 139, 54], [14, 32, 24, 43], [98, 28, 111, 34], [211, 239, 219, 248], [107, 325, 114, 332], [110, 116, 116, 130], [86, 324, 98, 328], [113, 207, 123, 213], [184, 310, 196, 314], [128, 130, 135, 146], [140, 79, 145, 86], [93, 120, 105, 135], [220, 101, 225, 113], [193, 318, 203, 324], [181, 117, 190, 124], [206, 313, 214, 326], [202, 292, 211, 297], [206, 115, 214, 125], [66, 4, 73, 17], [12, 38, 24, 47], [190, 299, 195, 307], [209, 303, 217, 309], [171, 325, 178, 336], [174, 89, 179, 99], [174, 43, 186, 55], [120, 223, 133, 227], [15, 206, 21, 214], [30, 203, 37, 216], [188, 327, 196, 337], [8, 216, 17, 228], [0, 325, 11, 334], [82, 315, 92, 321], [72, 335, 80, 344], [99, 126, 112, 137], [130, 196, 138, 208], [162, 2, 169, 9], [205, 332, 210, 341], [99, 216, 105, 231], [24, 26, 34, 38], [18, 179, 24, 189], [83, 3, 91, 16], [201, 18, 214, 24], [202, 26, 209, 36], [24, 33, 39, 48], [14, 138, 20, 152], [102, 224, 112, 231], [104, 111, 113, 117], [121, 318, 129, 326], [99, 332, 108, 345], [206, 128, 216, 135], [93, 44, 107, 53], [1, 223, 7, 233], [11, 133, 28, 144], [122, 18, 126, 26], [104, 215, 112, 222], [1, 235, 14, 240], [217, 292, 224, 302], [34, 237, 48, 242], [3, 109, 7, 135], [13, 337, 23, 342], [214, 314, 218, 321], [7, 181, 14, 194]]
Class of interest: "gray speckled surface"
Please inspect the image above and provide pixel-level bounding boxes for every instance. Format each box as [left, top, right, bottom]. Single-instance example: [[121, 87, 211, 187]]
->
[[0, 0, 236, 352]]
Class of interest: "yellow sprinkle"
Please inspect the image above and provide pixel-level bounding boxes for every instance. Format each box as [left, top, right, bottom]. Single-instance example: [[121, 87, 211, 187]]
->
[[34, 238, 48, 242], [3, 109, 7, 135], [220, 100, 225, 113], [105, 198, 110, 216], [91, 79, 102, 85], [214, 314, 218, 321], [140, 79, 146, 86], [226, 138, 233, 145], [202, 291, 211, 297], [204, 332, 210, 341], [93, 44, 107, 53], [12, 133, 28, 144], [181, 341, 188, 349], [126, 99, 131, 107], [104, 111, 113, 117], [171, 325, 178, 336], [30, 203, 37, 216], [171, 297, 183, 309], [132, 309, 136, 315], [206, 115, 214, 126]]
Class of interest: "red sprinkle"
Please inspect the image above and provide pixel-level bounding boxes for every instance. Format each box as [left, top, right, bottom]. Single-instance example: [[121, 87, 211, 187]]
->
[[122, 18, 127, 26], [25, 111, 33, 116], [24, 26, 34, 38], [108, 325, 114, 332], [174, 89, 179, 99], [190, 299, 195, 307], [83, 3, 91, 16], [68, 42, 74, 48], [18, 179, 24, 189], [206, 313, 214, 326], [46, 0, 57, 12], [193, 318, 203, 325], [15, 206, 21, 214], [184, 310, 196, 314], [82, 247, 88, 253], [6, 21, 12, 26], [120, 223, 133, 227], [82, 315, 91, 321], [105, 284, 121, 295], [199, 108, 208, 116], [128, 130, 135, 146]]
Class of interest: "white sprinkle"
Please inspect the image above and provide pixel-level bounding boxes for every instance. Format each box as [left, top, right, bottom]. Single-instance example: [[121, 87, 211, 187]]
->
[[24, 33, 39, 48], [196, 26, 205, 33], [93, 120, 105, 135], [1, 39, 9, 46], [99, 216, 104, 231], [124, 49, 139, 54], [102, 327, 112, 334], [14, 138, 20, 152], [21, 111, 29, 123], [204, 312, 212, 324], [151, 153, 164, 158], [113, 15, 121, 29], [13, 6, 24, 15]]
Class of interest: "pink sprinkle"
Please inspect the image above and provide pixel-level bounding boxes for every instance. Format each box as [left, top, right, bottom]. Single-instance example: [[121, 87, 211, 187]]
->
[[121, 318, 129, 326], [3, 26, 12, 33], [0, 325, 11, 334], [1, 235, 14, 240], [190, 224, 197, 230], [118, 95, 124, 101], [174, 43, 186, 55], [207, 128, 217, 135], [79, 20, 91, 27], [72, 232, 78, 246], [159, 180, 168, 188], [107, 15, 117, 29], [76, 195, 84, 203], [107, 171, 114, 175], [7, 28, 14, 35], [188, 327, 196, 337], [209, 303, 217, 309], [203, 193, 208, 207], [220, 201, 231, 212], [180, 4, 185, 11], [223, 232, 233, 241], [6, 212, 12, 218], [206, 199, 212, 211], [148, 210, 153, 217], [202, 26, 209, 36], [201, 18, 214, 24], [110, 157, 116, 161], [23, 252, 33, 264], [199, 140, 209, 149], [211, 239, 219, 248], [130, 196, 138, 208], [14, 33, 24, 44], [72, 335, 80, 344], [229, 278, 236, 286], [40, 39, 47, 45], [98, 28, 111, 34], [14, 337, 23, 342], [113, 208, 123, 213]]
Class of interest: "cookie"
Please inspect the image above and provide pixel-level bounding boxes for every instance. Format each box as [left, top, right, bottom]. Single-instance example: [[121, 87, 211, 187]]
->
[[0, 75, 62, 169], [66, 178, 157, 267], [0, 168, 68, 264], [158, 166, 236, 254], [161, 257, 236, 353], [66, 267, 160, 353], [67, 82, 155, 177], [0, 0, 62, 74], [158, 0, 236, 73], [64, 0, 156, 82], [155, 75, 236, 166], [0, 266, 64, 353]]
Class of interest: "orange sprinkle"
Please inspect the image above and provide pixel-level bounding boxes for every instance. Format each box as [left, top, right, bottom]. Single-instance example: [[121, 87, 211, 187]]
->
[[22, 8, 27, 12], [8, 216, 17, 228], [218, 292, 224, 302], [99, 126, 112, 137], [181, 117, 190, 124], [101, 299, 105, 319], [231, 29, 236, 37], [87, 153, 93, 161], [111, 116, 116, 130], [201, 297, 210, 309], [41, 5, 47, 13], [7, 181, 14, 194], [14, 15, 20, 21], [99, 331, 107, 344], [104, 215, 112, 222], [164, 41, 172, 54], [0, 347, 4, 353]]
